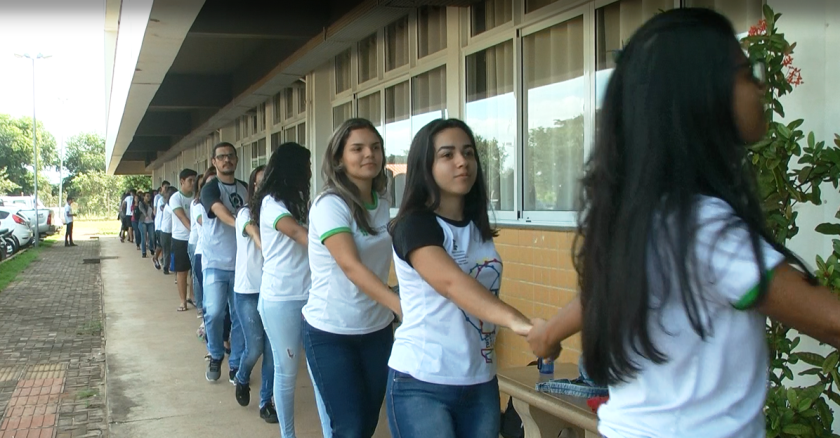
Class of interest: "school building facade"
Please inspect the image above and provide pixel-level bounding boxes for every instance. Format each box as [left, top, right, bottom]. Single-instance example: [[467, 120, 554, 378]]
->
[[105, 0, 840, 373]]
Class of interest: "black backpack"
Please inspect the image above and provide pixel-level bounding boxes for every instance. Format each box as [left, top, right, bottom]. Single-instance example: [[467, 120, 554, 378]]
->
[[500, 360, 538, 438]]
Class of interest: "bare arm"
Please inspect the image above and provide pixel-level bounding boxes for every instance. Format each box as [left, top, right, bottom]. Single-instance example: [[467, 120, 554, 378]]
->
[[173, 208, 191, 230], [758, 263, 840, 349], [244, 222, 262, 250], [527, 296, 583, 359], [276, 216, 308, 248], [324, 233, 401, 320], [210, 202, 236, 228], [409, 245, 532, 335]]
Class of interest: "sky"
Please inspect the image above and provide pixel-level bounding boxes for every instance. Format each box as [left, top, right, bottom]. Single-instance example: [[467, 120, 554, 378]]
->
[[0, 0, 106, 152]]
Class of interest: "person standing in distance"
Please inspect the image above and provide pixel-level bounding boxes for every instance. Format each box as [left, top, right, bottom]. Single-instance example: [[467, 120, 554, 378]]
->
[[170, 169, 198, 312], [64, 196, 76, 247], [153, 180, 171, 270], [202, 142, 248, 383]]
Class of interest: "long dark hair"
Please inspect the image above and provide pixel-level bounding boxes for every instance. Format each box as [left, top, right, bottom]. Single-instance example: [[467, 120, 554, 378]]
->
[[577, 8, 814, 386], [247, 165, 265, 204], [320, 118, 387, 235], [252, 143, 311, 228], [193, 166, 217, 205], [390, 118, 496, 241]]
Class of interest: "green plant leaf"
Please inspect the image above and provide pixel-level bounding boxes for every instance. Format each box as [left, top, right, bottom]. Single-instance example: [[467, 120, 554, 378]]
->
[[788, 119, 805, 130], [826, 390, 840, 407], [798, 352, 828, 367], [816, 224, 840, 236], [809, 131, 816, 148], [799, 368, 823, 376], [817, 400, 833, 430], [798, 398, 814, 412], [782, 424, 813, 435]]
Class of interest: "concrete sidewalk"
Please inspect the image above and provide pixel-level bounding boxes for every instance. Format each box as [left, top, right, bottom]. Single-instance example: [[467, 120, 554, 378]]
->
[[100, 235, 390, 438]]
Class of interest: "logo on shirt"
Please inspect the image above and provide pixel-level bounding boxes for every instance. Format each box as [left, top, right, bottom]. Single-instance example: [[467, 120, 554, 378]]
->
[[229, 192, 244, 211], [462, 257, 502, 363]]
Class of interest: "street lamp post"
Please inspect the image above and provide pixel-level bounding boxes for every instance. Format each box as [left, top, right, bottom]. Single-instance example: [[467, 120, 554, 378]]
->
[[15, 53, 51, 247]]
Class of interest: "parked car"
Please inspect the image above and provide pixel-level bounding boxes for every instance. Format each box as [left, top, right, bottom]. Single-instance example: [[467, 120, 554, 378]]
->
[[0, 196, 56, 237], [0, 207, 33, 251]]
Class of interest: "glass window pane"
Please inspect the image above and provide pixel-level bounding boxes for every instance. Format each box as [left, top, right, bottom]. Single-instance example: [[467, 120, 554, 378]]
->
[[471, 0, 512, 37], [285, 127, 296, 143], [466, 40, 515, 212], [335, 48, 351, 94], [284, 88, 294, 120], [386, 16, 409, 71], [359, 33, 378, 83], [258, 138, 266, 158], [333, 102, 353, 130], [384, 81, 410, 207], [298, 123, 306, 147], [685, 0, 762, 34], [273, 93, 282, 124], [411, 65, 446, 137], [358, 92, 382, 129], [271, 132, 281, 152], [525, 0, 558, 14], [251, 141, 259, 159], [523, 16, 585, 212], [297, 85, 306, 114], [418, 6, 447, 58]]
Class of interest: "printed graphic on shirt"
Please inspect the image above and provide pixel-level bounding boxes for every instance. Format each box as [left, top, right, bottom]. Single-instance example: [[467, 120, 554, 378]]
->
[[463, 257, 502, 363]]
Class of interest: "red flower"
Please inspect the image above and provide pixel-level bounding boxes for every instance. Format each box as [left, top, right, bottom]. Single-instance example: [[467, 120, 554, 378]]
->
[[748, 19, 767, 36], [782, 55, 793, 67], [786, 67, 804, 87]]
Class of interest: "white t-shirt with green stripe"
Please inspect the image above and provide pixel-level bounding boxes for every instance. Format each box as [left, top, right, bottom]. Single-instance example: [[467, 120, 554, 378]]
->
[[597, 196, 784, 438], [234, 206, 262, 294], [303, 192, 394, 335], [259, 196, 310, 302]]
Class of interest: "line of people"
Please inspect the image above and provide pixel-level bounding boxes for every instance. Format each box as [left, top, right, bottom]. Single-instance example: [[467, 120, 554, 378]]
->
[[133, 9, 840, 438]]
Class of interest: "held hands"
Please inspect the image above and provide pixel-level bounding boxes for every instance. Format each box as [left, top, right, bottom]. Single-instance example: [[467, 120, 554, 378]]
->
[[509, 317, 533, 337], [528, 317, 562, 361]]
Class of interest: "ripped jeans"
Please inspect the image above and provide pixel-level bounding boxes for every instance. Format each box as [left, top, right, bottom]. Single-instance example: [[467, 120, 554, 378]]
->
[[260, 298, 307, 438], [233, 292, 273, 408]]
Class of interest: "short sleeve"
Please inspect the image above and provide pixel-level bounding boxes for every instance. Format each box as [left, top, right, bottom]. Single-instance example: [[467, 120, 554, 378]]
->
[[310, 194, 352, 243], [201, 182, 222, 218], [694, 197, 785, 309], [262, 198, 292, 231], [392, 212, 445, 267], [169, 193, 182, 211], [236, 207, 251, 237]]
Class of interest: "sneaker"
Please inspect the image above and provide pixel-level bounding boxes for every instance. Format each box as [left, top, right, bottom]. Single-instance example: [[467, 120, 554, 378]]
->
[[70, 243, 77, 247], [142, 253, 147, 258], [260, 403, 279, 424], [163, 268, 170, 275], [229, 369, 238, 384], [153, 258, 161, 270], [206, 358, 222, 381], [235, 381, 250, 407]]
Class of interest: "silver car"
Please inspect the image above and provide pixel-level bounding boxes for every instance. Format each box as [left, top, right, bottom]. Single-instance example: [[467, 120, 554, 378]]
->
[[0, 207, 34, 251]]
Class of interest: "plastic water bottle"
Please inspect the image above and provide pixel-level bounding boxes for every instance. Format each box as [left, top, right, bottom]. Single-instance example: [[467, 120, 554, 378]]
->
[[537, 357, 554, 379]]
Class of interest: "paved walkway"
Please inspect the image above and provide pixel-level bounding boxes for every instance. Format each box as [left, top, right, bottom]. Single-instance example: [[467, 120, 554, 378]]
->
[[0, 239, 107, 438]]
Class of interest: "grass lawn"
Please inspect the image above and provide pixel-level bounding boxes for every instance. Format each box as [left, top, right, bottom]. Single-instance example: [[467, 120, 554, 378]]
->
[[0, 236, 58, 293], [73, 219, 121, 238]]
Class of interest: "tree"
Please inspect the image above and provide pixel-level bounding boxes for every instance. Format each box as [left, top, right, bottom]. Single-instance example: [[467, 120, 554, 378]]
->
[[0, 167, 20, 195], [71, 171, 123, 218], [64, 132, 105, 189], [121, 175, 152, 193], [0, 114, 58, 194]]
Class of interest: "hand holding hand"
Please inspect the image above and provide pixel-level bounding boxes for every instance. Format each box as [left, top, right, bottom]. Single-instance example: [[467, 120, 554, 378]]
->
[[527, 317, 562, 360], [509, 317, 533, 337]]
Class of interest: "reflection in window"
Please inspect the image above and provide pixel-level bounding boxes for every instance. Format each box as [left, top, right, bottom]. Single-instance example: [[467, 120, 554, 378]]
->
[[258, 138, 267, 166], [297, 85, 306, 114], [384, 81, 410, 206], [685, 0, 762, 34], [297, 123, 306, 147], [466, 41, 514, 212], [359, 33, 378, 83], [418, 6, 447, 58], [335, 48, 351, 94], [471, 0, 512, 37], [411, 66, 446, 137], [271, 132, 281, 152], [273, 93, 282, 124], [285, 88, 294, 120], [285, 127, 296, 143], [386, 17, 409, 72], [525, 0, 557, 13], [523, 16, 584, 212], [333, 102, 353, 130], [358, 92, 382, 128]]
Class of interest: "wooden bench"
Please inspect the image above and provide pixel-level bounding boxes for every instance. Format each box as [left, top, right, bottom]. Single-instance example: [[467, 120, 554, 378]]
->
[[498, 363, 601, 438]]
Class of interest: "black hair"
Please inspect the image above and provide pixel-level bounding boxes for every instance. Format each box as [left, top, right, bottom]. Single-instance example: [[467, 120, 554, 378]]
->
[[179, 168, 197, 181], [160, 180, 170, 189], [390, 118, 496, 241], [577, 7, 815, 386], [247, 165, 266, 204], [213, 142, 236, 158], [165, 186, 177, 197], [320, 118, 387, 236], [194, 166, 216, 205], [252, 142, 311, 229]]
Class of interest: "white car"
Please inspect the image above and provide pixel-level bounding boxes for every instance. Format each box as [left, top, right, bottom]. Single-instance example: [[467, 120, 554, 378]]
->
[[0, 207, 34, 250]]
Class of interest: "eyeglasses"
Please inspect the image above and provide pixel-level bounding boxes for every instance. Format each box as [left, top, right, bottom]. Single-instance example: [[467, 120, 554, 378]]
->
[[214, 153, 237, 162]]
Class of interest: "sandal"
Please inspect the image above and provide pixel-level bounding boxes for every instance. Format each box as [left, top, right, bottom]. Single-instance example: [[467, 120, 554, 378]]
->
[[186, 298, 195, 307], [177, 304, 188, 312]]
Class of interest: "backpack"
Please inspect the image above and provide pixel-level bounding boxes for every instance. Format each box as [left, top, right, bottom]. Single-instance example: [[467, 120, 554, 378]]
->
[[500, 360, 538, 438]]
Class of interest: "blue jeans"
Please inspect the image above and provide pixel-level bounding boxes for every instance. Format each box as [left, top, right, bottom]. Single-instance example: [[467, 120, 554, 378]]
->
[[131, 219, 140, 245], [260, 299, 305, 436], [386, 370, 500, 438], [307, 361, 332, 438], [188, 245, 202, 311], [303, 320, 393, 438], [235, 293, 273, 408], [535, 357, 609, 398], [203, 268, 244, 369], [140, 222, 155, 255]]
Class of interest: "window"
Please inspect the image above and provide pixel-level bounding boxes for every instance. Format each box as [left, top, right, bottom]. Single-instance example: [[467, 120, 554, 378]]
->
[[384, 81, 410, 206], [471, 0, 512, 37], [285, 126, 296, 143], [411, 66, 446, 137], [418, 6, 447, 58], [251, 139, 267, 168], [271, 132, 281, 152], [684, 0, 762, 34], [297, 85, 306, 115], [466, 40, 515, 212], [273, 93, 282, 124], [284, 88, 294, 120], [359, 33, 378, 83], [333, 102, 353, 130], [257, 103, 266, 132], [386, 17, 409, 72], [335, 48, 352, 94], [235, 118, 241, 141], [523, 15, 585, 212], [525, 0, 558, 14], [297, 123, 306, 147], [358, 92, 382, 129]]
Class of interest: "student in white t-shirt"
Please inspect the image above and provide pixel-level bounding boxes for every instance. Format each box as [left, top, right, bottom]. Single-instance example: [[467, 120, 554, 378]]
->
[[302, 119, 401, 438], [157, 187, 176, 276], [63, 196, 75, 247], [190, 168, 215, 317], [169, 168, 197, 312], [152, 181, 170, 270], [526, 9, 840, 438], [386, 118, 532, 438]]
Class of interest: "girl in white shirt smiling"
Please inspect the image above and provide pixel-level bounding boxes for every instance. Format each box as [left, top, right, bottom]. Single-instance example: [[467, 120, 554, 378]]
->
[[302, 118, 401, 438], [386, 118, 532, 438]]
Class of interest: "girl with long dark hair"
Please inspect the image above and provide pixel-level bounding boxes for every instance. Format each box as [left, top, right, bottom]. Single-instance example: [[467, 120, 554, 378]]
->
[[190, 166, 216, 318], [387, 118, 532, 437], [302, 118, 401, 437], [137, 192, 155, 258], [527, 8, 840, 438], [252, 143, 314, 435]]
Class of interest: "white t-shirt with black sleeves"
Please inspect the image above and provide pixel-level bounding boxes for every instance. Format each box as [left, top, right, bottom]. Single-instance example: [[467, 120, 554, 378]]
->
[[234, 207, 262, 294], [389, 211, 502, 386], [159, 204, 173, 233], [597, 196, 785, 438], [259, 196, 310, 302], [190, 202, 204, 253], [200, 179, 248, 271], [302, 192, 394, 335], [168, 191, 193, 241]]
